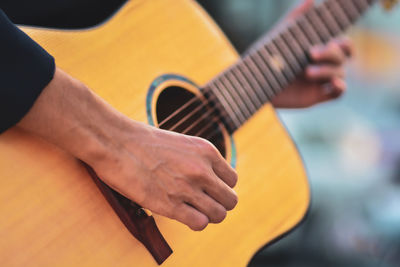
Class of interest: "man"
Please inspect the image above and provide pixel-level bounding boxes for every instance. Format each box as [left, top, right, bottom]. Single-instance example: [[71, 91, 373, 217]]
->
[[0, 0, 352, 231]]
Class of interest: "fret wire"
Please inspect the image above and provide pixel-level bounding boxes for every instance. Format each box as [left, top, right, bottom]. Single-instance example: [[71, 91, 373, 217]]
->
[[264, 42, 296, 81], [227, 70, 261, 112], [244, 54, 282, 95], [337, 0, 361, 22], [231, 74, 261, 113], [324, 0, 352, 30], [316, 3, 342, 36], [296, 17, 322, 45], [273, 35, 303, 75], [205, 92, 236, 132], [281, 29, 309, 68], [220, 73, 254, 116], [229, 67, 264, 108], [305, 9, 332, 43], [201, 89, 236, 133], [232, 65, 268, 105], [255, 47, 289, 93], [219, 73, 253, 117], [199, 0, 378, 132], [214, 79, 247, 123], [237, 61, 274, 100], [289, 23, 312, 50], [250, 50, 287, 93], [208, 82, 242, 128]]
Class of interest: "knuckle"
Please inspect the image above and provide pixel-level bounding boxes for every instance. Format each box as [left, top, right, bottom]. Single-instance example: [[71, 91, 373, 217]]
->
[[167, 180, 194, 203], [196, 138, 218, 157], [175, 178, 193, 194], [189, 164, 209, 181]]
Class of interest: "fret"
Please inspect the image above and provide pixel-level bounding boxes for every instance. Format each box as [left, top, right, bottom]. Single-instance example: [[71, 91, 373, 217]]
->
[[230, 66, 265, 107], [289, 23, 313, 50], [242, 56, 273, 94], [317, 4, 342, 36], [203, 90, 236, 132], [214, 79, 248, 122], [211, 81, 245, 125], [237, 62, 274, 100], [296, 17, 322, 45], [203, 0, 377, 132], [221, 73, 254, 116], [264, 42, 296, 81], [273, 35, 303, 75], [305, 9, 332, 43], [325, 0, 352, 30], [245, 53, 283, 94], [250, 51, 288, 94], [222, 72, 258, 115], [201, 90, 234, 129], [220, 74, 253, 117], [337, 0, 361, 22], [281, 30, 309, 68], [208, 83, 241, 129]]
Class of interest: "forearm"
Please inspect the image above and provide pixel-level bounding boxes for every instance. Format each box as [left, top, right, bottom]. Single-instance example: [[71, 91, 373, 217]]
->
[[17, 67, 138, 166]]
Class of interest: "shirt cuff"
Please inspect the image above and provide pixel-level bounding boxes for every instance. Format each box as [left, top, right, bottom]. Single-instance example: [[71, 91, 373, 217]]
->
[[0, 9, 55, 133]]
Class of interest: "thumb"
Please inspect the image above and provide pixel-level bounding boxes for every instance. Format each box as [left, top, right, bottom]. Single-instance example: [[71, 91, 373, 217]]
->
[[287, 0, 314, 20]]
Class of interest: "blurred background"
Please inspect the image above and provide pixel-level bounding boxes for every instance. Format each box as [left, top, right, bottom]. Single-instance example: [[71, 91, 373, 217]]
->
[[197, 1, 400, 266]]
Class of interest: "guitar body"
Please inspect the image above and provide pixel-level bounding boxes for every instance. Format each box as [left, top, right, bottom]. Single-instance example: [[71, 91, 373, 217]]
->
[[0, 0, 309, 266]]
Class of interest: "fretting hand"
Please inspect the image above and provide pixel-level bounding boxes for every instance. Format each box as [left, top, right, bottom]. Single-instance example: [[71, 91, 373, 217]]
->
[[271, 0, 354, 108]]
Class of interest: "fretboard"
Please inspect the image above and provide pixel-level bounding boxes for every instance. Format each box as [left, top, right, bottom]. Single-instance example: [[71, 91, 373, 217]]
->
[[204, 0, 377, 133]]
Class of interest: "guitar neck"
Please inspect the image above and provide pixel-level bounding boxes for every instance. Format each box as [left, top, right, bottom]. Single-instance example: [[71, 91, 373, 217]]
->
[[204, 0, 377, 133]]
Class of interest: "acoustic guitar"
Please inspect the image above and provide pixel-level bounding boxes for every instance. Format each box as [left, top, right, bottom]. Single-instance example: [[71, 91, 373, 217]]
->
[[0, 0, 396, 266]]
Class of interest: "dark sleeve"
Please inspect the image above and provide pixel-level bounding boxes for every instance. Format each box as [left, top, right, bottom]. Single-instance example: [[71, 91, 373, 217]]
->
[[0, 9, 55, 133]]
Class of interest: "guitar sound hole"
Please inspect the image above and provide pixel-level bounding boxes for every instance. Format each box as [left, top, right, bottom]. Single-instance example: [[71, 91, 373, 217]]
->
[[155, 86, 227, 158]]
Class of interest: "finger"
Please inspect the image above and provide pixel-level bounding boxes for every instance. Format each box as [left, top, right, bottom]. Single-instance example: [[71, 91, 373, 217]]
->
[[310, 42, 346, 65], [204, 174, 238, 211], [318, 78, 347, 103], [212, 156, 238, 188], [187, 191, 227, 224], [336, 38, 355, 58], [330, 77, 347, 98], [306, 65, 345, 82], [287, 0, 314, 20], [174, 203, 209, 231]]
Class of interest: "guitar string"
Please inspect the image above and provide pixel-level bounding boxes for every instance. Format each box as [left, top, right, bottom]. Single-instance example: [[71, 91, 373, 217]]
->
[[158, 92, 204, 127], [165, 90, 241, 135], [159, 0, 366, 140], [157, 2, 348, 129], [166, 96, 210, 132]]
